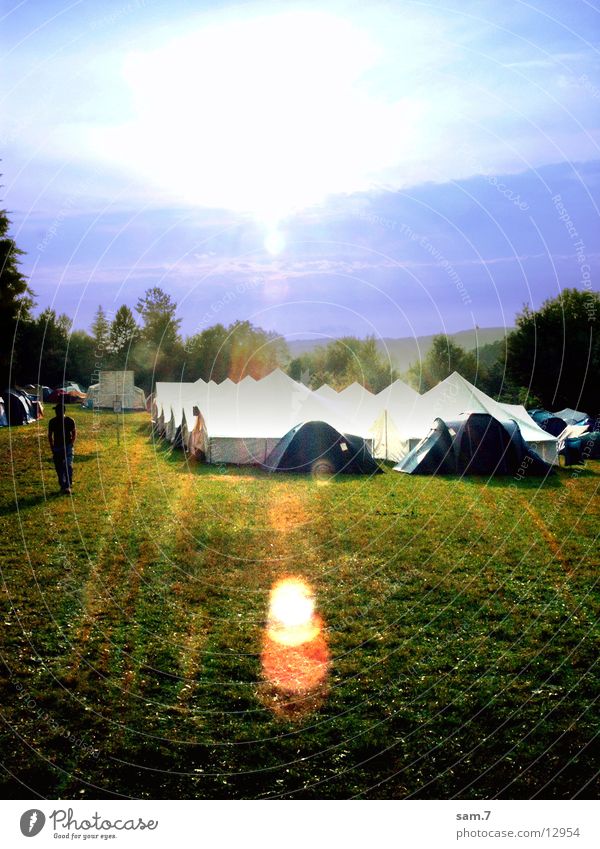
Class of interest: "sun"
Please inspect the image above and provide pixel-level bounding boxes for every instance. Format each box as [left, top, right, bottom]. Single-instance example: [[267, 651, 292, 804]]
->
[[88, 9, 414, 224], [264, 228, 285, 256]]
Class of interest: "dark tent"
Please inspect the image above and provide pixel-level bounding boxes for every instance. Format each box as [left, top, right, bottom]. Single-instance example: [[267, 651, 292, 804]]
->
[[527, 409, 567, 437], [560, 431, 600, 465], [395, 413, 552, 476], [263, 421, 380, 475], [3, 390, 35, 426], [553, 408, 588, 426], [578, 431, 600, 460], [396, 417, 456, 475], [581, 414, 600, 433]]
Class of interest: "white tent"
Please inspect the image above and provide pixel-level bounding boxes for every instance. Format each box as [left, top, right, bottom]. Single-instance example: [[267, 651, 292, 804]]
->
[[183, 369, 314, 463], [159, 369, 379, 464], [368, 379, 421, 461], [376, 372, 558, 464], [88, 381, 146, 410], [557, 423, 589, 453], [156, 372, 412, 463], [313, 383, 339, 401]]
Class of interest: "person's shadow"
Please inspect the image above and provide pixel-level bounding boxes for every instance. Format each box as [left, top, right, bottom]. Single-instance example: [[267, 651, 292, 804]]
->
[[0, 493, 59, 517], [44, 453, 98, 463], [69, 453, 98, 462]]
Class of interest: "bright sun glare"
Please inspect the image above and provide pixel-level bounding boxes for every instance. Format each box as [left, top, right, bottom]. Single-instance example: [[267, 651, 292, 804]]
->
[[91, 10, 414, 230], [270, 578, 315, 628]]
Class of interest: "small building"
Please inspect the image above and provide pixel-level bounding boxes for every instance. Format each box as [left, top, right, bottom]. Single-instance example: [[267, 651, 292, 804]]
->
[[87, 371, 146, 410]]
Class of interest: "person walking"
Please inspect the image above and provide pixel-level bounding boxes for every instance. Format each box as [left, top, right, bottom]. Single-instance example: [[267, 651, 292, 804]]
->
[[48, 402, 77, 494]]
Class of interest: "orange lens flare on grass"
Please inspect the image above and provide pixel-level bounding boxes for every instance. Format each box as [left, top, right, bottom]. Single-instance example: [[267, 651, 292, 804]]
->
[[261, 577, 329, 696]]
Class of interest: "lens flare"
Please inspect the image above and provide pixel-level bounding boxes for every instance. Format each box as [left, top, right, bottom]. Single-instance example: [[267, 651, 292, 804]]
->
[[261, 577, 329, 698], [271, 578, 313, 625]]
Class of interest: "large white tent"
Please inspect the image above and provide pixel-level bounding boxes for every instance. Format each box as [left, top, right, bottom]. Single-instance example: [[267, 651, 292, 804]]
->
[[172, 370, 323, 463], [153, 369, 557, 466], [154, 370, 381, 463], [369, 379, 421, 460]]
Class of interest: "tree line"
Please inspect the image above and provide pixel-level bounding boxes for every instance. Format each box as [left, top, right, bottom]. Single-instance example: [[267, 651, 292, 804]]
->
[[1, 204, 598, 411]]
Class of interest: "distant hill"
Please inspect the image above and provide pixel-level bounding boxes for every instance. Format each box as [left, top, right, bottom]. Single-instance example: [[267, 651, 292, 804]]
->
[[287, 327, 513, 373]]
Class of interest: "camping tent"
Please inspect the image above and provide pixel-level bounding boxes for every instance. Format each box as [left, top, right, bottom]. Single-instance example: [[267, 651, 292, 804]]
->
[[48, 388, 86, 404], [369, 379, 421, 460], [378, 373, 558, 464], [172, 369, 375, 464], [185, 369, 317, 464], [553, 408, 588, 426], [3, 389, 35, 426], [527, 409, 567, 437], [155, 371, 383, 464], [0, 397, 7, 427], [263, 421, 380, 475], [560, 430, 600, 465], [395, 413, 552, 476]]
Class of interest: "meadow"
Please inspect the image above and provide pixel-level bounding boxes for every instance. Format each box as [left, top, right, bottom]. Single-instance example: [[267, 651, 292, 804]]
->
[[0, 409, 598, 799]]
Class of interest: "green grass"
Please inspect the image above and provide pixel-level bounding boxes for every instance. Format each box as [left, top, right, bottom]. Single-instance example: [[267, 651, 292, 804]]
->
[[0, 408, 598, 799]]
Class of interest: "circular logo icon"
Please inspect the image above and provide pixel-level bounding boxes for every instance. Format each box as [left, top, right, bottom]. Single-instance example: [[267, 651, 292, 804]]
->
[[20, 809, 46, 837]]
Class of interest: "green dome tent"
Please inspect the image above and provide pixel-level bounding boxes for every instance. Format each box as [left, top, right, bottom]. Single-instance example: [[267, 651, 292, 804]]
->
[[395, 413, 553, 477], [263, 421, 380, 475]]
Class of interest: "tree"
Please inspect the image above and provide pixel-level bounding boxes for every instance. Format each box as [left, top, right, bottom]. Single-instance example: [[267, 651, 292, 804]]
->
[[136, 287, 181, 349], [506, 288, 600, 412], [91, 305, 110, 356], [134, 287, 184, 384], [406, 334, 481, 392], [226, 320, 288, 381], [65, 330, 96, 388], [17, 309, 71, 387], [183, 321, 289, 382], [288, 354, 313, 385], [184, 323, 230, 382], [286, 336, 397, 392], [108, 305, 139, 367], [0, 204, 35, 386]]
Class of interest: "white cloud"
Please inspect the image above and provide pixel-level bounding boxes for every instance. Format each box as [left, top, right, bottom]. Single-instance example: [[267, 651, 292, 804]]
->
[[4, 1, 600, 219]]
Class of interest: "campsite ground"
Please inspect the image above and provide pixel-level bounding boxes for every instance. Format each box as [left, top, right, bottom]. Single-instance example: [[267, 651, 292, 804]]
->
[[0, 409, 598, 799]]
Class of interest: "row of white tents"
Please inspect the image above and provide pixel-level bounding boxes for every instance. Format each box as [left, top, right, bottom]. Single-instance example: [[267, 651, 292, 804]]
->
[[152, 369, 559, 465]]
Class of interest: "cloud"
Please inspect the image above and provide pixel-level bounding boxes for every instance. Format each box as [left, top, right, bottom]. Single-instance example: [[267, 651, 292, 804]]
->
[[4, 1, 600, 221]]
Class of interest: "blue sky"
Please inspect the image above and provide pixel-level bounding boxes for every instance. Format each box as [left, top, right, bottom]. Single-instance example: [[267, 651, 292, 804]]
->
[[2, 0, 599, 338]]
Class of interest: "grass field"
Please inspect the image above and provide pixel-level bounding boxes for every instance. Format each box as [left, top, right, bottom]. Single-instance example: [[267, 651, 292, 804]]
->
[[0, 408, 598, 799]]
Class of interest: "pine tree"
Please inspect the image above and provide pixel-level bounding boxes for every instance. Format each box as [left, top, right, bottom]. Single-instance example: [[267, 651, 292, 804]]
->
[[0, 204, 35, 385], [91, 305, 110, 352], [109, 305, 139, 365]]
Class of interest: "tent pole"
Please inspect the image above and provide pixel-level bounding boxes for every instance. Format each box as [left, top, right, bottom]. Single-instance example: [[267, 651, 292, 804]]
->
[[385, 409, 388, 461]]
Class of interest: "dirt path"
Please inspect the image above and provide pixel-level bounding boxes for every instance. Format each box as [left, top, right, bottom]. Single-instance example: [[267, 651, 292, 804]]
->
[[267, 487, 309, 535]]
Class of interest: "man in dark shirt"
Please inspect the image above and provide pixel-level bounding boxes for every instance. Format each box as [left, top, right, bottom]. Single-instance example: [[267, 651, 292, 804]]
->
[[48, 403, 77, 494]]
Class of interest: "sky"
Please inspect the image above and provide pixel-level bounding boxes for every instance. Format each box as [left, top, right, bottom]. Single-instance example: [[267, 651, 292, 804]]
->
[[1, 0, 599, 340]]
